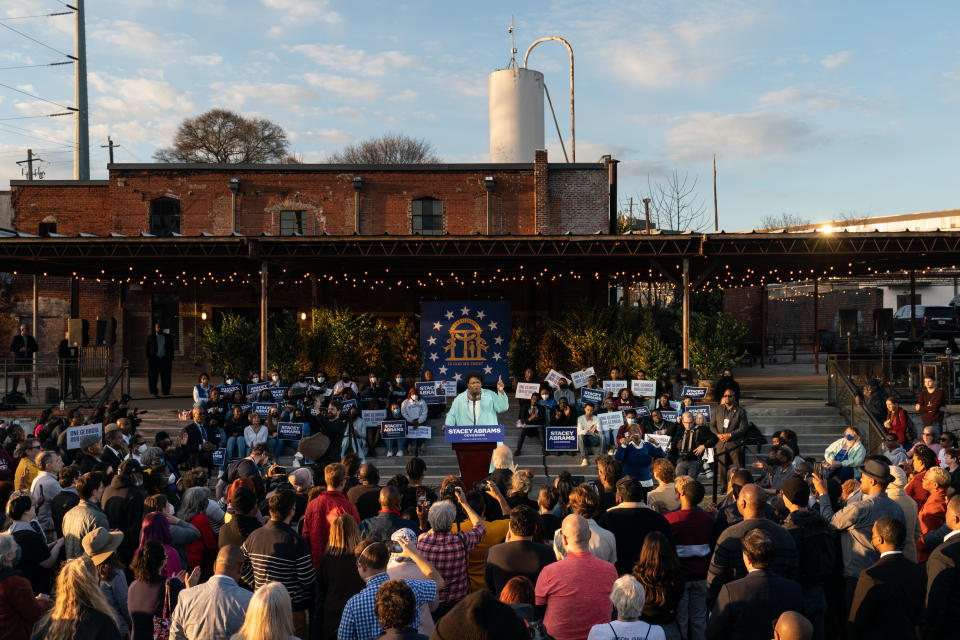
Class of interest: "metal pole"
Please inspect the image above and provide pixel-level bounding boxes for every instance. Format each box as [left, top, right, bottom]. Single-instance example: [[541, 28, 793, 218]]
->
[[909, 270, 917, 340], [813, 278, 820, 374], [74, 0, 89, 180], [643, 198, 651, 234], [260, 262, 268, 376], [760, 284, 767, 369], [523, 36, 574, 161], [713, 154, 718, 231], [682, 259, 690, 369], [32, 275, 39, 395]]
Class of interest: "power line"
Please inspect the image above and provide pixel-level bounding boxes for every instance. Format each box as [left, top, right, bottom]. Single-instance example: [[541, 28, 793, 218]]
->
[[0, 112, 73, 121], [0, 81, 75, 111], [0, 20, 74, 59], [0, 61, 73, 71], [0, 11, 73, 20], [0, 122, 75, 147]]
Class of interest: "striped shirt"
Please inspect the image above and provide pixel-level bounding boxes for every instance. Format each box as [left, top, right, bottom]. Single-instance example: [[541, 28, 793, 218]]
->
[[241, 520, 316, 610]]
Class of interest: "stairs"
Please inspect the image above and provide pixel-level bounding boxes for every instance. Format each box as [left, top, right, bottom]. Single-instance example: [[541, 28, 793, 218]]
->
[[746, 401, 848, 461]]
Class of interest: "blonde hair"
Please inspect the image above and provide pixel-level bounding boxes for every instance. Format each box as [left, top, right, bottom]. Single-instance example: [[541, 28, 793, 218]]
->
[[327, 513, 360, 557], [41, 557, 119, 640], [233, 582, 294, 640]]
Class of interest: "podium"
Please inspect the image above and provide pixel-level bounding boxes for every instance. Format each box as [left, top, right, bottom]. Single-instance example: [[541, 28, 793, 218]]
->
[[444, 425, 505, 489]]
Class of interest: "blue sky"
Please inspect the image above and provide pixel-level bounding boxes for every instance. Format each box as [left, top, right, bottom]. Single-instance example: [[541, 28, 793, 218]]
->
[[1, 0, 959, 230]]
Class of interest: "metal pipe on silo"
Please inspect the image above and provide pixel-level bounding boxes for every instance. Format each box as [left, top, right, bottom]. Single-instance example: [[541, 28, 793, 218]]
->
[[524, 37, 574, 162]]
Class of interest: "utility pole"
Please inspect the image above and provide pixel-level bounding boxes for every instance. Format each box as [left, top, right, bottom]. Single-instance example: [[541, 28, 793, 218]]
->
[[643, 197, 651, 234], [713, 153, 719, 231], [628, 197, 633, 229], [16, 149, 44, 180], [101, 137, 119, 164], [74, 0, 90, 180]]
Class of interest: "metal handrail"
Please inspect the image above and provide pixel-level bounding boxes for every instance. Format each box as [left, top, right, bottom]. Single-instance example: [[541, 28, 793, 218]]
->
[[826, 357, 886, 455]]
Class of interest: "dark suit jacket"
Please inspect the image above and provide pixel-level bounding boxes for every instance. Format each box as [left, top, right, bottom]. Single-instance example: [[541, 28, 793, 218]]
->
[[924, 535, 960, 639], [710, 404, 749, 444], [99, 446, 122, 473], [706, 568, 804, 640], [10, 334, 38, 363], [596, 504, 673, 575], [848, 552, 923, 640], [145, 332, 173, 360]]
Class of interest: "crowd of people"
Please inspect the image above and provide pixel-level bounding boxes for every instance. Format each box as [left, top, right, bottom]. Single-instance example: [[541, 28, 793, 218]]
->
[[0, 364, 958, 640]]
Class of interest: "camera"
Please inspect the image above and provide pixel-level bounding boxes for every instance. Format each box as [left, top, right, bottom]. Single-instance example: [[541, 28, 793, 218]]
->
[[441, 483, 460, 503], [389, 541, 403, 553]]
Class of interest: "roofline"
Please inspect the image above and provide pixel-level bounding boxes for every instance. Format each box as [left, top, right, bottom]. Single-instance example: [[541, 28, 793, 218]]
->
[[9, 180, 110, 187], [105, 162, 606, 172], [765, 208, 960, 232]]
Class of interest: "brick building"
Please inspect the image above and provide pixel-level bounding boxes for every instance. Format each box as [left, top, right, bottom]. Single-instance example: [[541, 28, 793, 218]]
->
[[2, 151, 615, 375]]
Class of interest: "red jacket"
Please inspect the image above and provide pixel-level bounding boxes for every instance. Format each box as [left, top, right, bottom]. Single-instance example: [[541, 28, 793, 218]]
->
[[301, 490, 359, 569], [917, 488, 948, 562], [185, 512, 217, 570], [905, 470, 930, 511], [0, 569, 49, 640]]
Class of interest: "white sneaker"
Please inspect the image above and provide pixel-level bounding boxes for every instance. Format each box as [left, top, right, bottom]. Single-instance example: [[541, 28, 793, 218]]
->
[[580, 457, 588, 466], [386, 451, 394, 457]]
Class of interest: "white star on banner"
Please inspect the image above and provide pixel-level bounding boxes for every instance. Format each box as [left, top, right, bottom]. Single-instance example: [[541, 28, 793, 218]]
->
[[483, 365, 493, 374], [488, 321, 498, 330], [460, 306, 470, 315], [454, 373, 462, 381], [476, 310, 486, 320], [492, 352, 502, 361], [427, 336, 436, 345], [494, 336, 503, 345], [445, 310, 454, 320], [429, 352, 439, 361], [433, 321, 443, 331], [438, 366, 448, 375]]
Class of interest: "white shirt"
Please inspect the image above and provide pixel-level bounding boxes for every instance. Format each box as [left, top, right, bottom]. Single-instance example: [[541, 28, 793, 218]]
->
[[880, 550, 903, 558], [244, 425, 269, 448], [943, 529, 960, 543]]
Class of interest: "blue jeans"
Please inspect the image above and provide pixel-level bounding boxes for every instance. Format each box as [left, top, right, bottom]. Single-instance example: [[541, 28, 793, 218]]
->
[[226, 436, 247, 460], [580, 433, 601, 457], [386, 437, 406, 454], [341, 434, 368, 459], [676, 458, 700, 478], [676, 579, 708, 640], [600, 426, 618, 449]]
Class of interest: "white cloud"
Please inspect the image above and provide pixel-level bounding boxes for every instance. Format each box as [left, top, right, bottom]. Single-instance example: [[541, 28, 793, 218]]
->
[[89, 71, 194, 121], [89, 20, 194, 60], [390, 89, 419, 102], [301, 73, 382, 100], [298, 129, 353, 145], [286, 44, 419, 76], [758, 86, 871, 115], [210, 82, 319, 108], [820, 51, 851, 69], [188, 54, 224, 66], [261, 0, 342, 25], [664, 112, 826, 163]]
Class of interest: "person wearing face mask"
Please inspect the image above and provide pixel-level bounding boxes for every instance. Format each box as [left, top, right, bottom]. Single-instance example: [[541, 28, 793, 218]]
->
[[266, 369, 285, 388], [389, 373, 411, 406], [361, 372, 390, 410], [615, 424, 664, 488], [101, 459, 146, 565], [421, 369, 446, 419], [715, 369, 740, 404], [333, 371, 359, 397], [824, 428, 867, 482], [537, 385, 557, 417], [309, 370, 328, 395], [402, 388, 429, 457], [384, 402, 408, 458], [554, 377, 575, 409], [615, 409, 642, 445]]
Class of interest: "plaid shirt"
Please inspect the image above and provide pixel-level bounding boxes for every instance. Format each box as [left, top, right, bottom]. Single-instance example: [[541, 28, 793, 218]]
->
[[417, 522, 485, 604], [337, 572, 436, 640]]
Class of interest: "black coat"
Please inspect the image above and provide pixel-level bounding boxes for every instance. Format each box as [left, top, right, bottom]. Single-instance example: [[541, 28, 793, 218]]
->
[[101, 475, 144, 564], [848, 553, 923, 640], [596, 505, 673, 576], [145, 332, 173, 361], [923, 535, 960, 639], [706, 569, 804, 640], [9, 334, 38, 364]]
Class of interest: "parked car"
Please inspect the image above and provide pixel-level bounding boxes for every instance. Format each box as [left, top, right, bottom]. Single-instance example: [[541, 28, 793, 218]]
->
[[892, 305, 960, 340]]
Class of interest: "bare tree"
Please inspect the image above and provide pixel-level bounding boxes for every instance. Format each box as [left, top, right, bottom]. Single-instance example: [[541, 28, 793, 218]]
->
[[154, 109, 289, 163], [329, 132, 440, 164], [758, 213, 811, 230], [832, 210, 871, 227], [646, 170, 708, 232]]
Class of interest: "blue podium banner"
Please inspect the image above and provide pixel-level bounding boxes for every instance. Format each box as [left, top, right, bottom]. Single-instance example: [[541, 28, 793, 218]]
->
[[420, 301, 511, 386], [444, 424, 505, 444], [546, 426, 579, 451]]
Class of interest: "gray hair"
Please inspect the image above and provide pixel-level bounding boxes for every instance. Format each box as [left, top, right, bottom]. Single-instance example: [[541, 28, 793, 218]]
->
[[491, 445, 515, 471], [0, 533, 18, 567], [427, 501, 456, 533], [177, 486, 209, 523], [140, 447, 164, 467], [609, 574, 646, 619], [511, 469, 533, 495]]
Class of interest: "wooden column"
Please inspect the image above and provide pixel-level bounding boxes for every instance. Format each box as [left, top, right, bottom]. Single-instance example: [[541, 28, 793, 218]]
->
[[813, 278, 820, 374], [909, 270, 917, 340], [682, 259, 690, 369], [260, 262, 268, 376], [760, 284, 767, 368]]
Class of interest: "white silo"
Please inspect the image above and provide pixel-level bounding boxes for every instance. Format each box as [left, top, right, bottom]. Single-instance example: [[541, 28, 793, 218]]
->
[[489, 66, 545, 163]]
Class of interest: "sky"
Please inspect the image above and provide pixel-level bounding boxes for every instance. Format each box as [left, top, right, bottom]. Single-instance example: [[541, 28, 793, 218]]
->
[[1, 0, 959, 231]]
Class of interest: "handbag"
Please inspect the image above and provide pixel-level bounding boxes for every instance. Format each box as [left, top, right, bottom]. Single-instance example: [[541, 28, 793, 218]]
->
[[152, 578, 175, 640]]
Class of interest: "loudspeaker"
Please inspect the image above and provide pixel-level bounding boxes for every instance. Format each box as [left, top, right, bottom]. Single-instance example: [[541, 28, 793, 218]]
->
[[873, 308, 893, 337], [838, 309, 859, 336], [67, 319, 83, 346]]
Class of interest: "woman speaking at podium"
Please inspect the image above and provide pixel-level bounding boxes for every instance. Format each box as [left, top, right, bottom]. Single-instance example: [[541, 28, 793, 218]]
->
[[445, 372, 509, 427]]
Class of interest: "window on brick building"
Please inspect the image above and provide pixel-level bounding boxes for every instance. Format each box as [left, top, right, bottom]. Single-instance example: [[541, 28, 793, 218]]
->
[[279, 210, 306, 236], [412, 197, 443, 235], [150, 197, 181, 236], [38, 220, 57, 236]]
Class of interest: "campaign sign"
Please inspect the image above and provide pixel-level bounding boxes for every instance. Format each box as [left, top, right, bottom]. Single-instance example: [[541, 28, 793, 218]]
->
[[546, 426, 579, 452], [229, 403, 252, 413], [247, 381, 270, 396], [416, 381, 445, 404], [581, 387, 605, 406], [681, 386, 707, 399], [340, 398, 359, 413], [570, 368, 595, 388], [442, 380, 458, 397], [631, 379, 657, 397], [597, 411, 624, 430], [635, 406, 652, 418], [362, 409, 387, 428], [444, 424, 505, 444], [516, 382, 541, 399], [646, 434, 672, 451], [603, 380, 628, 394], [277, 422, 303, 440], [212, 448, 227, 467], [544, 369, 570, 389], [219, 384, 242, 397], [66, 422, 103, 450], [380, 420, 407, 439], [669, 401, 681, 411], [685, 405, 712, 422], [269, 387, 288, 402], [660, 410, 679, 422], [253, 402, 278, 418], [407, 425, 432, 439]]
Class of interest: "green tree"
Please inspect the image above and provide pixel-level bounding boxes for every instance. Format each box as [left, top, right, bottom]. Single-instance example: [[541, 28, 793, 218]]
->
[[194, 313, 258, 377], [269, 315, 305, 382], [508, 324, 540, 381], [686, 312, 748, 378], [625, 308, 677, 376], [303, 307, 391, 376], [390, 317, 423, 378]]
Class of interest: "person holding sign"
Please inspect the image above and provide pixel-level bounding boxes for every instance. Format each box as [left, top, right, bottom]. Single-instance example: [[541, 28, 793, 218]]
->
[[577, 403, 603, 466], [615, 424, 665, 490], [613, 388, 638, 411], [384, 402, 407, 457], [672, 411, 717, 479], [515, 393, 547, 456], [401, 388, 429, 457]]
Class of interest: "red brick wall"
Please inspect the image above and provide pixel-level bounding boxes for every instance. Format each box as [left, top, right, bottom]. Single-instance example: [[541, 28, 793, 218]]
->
[[548, 169, 609, 234], [11, 182, 111, 236]]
